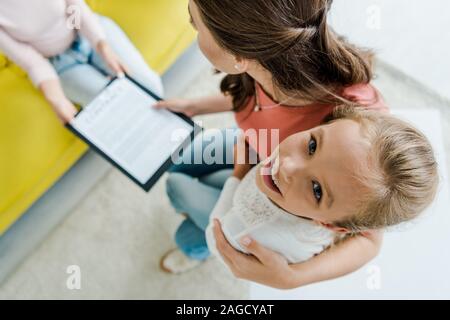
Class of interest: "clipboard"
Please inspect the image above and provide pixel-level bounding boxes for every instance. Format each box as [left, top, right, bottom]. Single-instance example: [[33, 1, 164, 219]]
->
[[67, 75, 202, 192]]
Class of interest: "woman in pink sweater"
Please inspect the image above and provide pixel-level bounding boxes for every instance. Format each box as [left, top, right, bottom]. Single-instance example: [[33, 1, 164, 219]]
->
[[0, 0, 162, 123]]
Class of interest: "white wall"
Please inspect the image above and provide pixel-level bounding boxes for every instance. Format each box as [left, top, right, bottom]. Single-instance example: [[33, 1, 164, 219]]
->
[[329, 0, 450, 100]]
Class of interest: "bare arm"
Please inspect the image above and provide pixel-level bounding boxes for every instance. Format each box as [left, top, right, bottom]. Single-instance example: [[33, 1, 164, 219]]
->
[[213, 221, 383, 289], [290, 231, 383, 287], [154, 94, 233, 117], [39, 79, 78, 123]]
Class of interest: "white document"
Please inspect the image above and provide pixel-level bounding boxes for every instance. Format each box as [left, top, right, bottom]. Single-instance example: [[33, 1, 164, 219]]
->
[[69, 77, 195, 190]]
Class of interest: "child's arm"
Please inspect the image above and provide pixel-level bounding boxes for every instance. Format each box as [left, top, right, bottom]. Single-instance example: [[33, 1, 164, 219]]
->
[[207, 138, 255, 256], [154, 95, 233, 117], [205, 175, 241, 257], [67, 1, 128, 76], [0, 27, 57, 87], [209, 139, 253, 222], [0, 28, 77, 123], [213, 222, 383, 289], [289, 231, 383, 287], [39, 79, 78, 123]]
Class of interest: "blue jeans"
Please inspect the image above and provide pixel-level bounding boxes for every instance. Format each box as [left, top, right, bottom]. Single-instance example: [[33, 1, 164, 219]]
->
[[167, 128, 238, 260], [49, 16, 163, 106]]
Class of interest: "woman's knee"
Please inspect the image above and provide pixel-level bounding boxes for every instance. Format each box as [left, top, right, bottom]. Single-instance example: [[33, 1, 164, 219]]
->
[[166, 173, 194, 211]]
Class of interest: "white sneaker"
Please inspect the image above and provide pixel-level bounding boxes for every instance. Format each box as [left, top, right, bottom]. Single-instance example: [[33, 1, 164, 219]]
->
[[160, 249, 204, 274]]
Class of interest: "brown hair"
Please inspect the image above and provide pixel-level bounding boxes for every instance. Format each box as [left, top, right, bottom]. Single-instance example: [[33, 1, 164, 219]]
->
[[329, 106, 439, 233], [193, 0, 374, 111]]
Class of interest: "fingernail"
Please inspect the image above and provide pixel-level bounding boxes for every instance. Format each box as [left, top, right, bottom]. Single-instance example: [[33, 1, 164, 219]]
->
[[240, 237, 252, 247], [117, 72, 125, 78], [213, 219, 219, 227]]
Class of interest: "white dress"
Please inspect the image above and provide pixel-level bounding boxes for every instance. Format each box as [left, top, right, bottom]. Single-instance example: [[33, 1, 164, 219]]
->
[[205, 166, 336, 264]]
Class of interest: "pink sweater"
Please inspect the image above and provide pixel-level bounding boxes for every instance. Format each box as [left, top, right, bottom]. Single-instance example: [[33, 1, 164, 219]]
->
[[0, 0, 106, 87]]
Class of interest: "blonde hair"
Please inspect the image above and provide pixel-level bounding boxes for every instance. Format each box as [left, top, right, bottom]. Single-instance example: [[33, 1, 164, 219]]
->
[[328, 106, 439, 233]]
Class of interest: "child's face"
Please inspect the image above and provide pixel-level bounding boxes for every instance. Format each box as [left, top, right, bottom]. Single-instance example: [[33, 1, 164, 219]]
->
[[256, 120, 369, 230], [188, 0, 245, 75]]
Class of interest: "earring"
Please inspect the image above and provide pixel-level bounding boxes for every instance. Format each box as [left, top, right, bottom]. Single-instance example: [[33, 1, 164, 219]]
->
[[234, 64, 242, 71]]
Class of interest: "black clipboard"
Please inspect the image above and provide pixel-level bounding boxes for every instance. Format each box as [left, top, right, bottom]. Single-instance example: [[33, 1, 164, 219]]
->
[[66, 75, 202, 192]]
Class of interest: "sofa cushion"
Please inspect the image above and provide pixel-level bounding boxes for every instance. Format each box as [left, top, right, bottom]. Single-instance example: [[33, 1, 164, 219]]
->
[[0, 69, 89, 235], [0, 52, 7, 69]]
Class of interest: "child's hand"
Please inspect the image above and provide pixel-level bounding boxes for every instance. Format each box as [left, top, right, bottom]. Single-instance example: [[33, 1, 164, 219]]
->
[[39, 79, 78, 124], [153, 99, 199, 118], [233, 135, 254, 180], [97, 40, 129, 77], [53, 99, 78, 124]]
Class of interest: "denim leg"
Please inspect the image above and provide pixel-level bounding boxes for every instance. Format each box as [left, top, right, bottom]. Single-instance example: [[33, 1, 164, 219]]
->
[[57, 64, 110, 107], [90, 16, 164, 97], [167, 171, 233, 260], [175, 219, 210, 261], [170, 128, 238, 178], [166, 173, 222, 230], [199, 169, 233, 189], [52, 15, 163, 107]]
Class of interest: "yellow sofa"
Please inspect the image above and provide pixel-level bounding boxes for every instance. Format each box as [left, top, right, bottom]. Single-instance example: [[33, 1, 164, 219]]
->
[[0, 0, 195, 235]]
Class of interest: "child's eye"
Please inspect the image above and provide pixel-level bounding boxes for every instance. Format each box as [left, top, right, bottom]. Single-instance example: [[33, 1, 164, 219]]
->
[[312, 181, 323, 203], [308, 136, 317, 156]]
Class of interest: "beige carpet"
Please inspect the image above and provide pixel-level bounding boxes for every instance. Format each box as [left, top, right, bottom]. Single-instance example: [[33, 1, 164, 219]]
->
[[0, 61, 449, 299]]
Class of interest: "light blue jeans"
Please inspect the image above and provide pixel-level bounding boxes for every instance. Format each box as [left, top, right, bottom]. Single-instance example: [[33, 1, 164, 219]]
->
[[167, 128, 238, 260], [49, 16, 163, 107]]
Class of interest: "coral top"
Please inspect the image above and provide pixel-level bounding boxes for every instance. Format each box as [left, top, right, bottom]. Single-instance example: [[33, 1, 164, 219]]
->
[[235, 82, 389, 159]]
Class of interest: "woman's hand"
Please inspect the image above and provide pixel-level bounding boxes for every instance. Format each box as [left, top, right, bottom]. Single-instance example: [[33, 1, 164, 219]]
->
[[153, 99, 199, 118], [40, 79, 78, 124], [214, 217, 384, 289], [213, 220, 297, 290], [96, 40, 129, 77]]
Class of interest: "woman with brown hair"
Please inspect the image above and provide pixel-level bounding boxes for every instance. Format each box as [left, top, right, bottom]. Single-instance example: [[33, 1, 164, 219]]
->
[[157, 0, 389, 288]]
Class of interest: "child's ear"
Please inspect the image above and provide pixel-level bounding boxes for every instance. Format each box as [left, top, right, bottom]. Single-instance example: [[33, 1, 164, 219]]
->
[[318, 222, 350, 234]]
